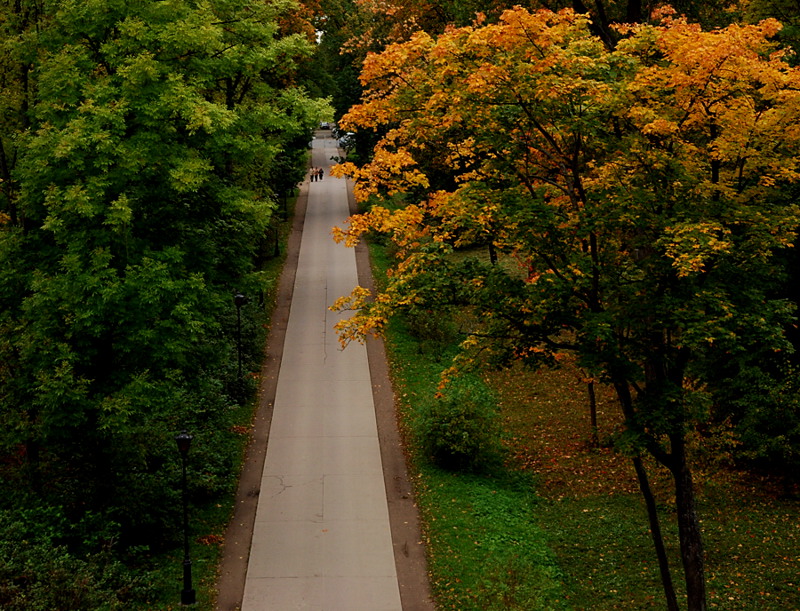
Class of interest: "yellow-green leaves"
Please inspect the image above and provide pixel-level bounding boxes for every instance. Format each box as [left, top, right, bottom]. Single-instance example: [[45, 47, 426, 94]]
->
[[167, 154, 213, 192], [661, 222, 733, 277], [0, 0, 325, 570], [332, 6, 800, 387]]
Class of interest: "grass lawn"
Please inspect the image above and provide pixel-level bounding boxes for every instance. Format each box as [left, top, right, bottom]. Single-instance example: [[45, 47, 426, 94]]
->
[[385, 318, 568, 610], [493, 364, 800, 609], [370, 243, 800, 610]]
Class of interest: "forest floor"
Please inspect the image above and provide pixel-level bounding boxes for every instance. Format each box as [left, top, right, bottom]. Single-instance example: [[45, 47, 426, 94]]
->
[[374, 233, 800, 608], [489, 363, 800, 609]]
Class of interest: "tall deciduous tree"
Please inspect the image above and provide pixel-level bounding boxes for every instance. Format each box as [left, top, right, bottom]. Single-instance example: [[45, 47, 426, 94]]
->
[[0, 0, 49, 226], [339, 0, 741, 57], [0, 0, 327, 538], [332, 8, 800, 609]]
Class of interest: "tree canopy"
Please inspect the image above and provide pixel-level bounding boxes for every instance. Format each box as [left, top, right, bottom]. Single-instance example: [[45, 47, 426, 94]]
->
[[0, 0, 329, 598], [332, 8, 800, 608]]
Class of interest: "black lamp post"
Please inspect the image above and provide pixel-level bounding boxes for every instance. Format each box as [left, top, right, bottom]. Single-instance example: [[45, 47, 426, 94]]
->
[[175, 430, 196, 606], [234, 293, 245, 378]]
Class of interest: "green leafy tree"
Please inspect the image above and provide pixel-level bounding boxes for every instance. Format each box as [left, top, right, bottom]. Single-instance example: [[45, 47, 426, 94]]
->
[[746, 0, 800, 53], [306, 0, 363, 118], [0, 0, 327, 546], [0, 0, 50, 225]]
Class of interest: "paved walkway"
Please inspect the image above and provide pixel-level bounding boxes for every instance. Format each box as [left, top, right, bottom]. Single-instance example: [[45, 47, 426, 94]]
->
[[240, 134, 404, 610]]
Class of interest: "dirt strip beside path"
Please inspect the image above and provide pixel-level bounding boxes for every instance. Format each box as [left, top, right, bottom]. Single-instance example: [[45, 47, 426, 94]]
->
[[215, 132, 433, 610]]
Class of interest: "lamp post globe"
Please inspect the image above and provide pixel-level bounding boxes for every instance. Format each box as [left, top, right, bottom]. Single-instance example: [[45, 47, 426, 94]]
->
[[175, 430, 192, 456]]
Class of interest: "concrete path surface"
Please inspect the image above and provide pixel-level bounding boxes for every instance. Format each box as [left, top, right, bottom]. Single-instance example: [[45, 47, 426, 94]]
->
[[239, 133, 413, 610]]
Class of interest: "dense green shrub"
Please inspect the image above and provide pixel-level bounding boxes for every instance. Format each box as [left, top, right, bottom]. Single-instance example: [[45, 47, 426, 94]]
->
[[0, 509, 151, 610], [416, 375, 505, 472], [726, 364, 800, 483], [405, 306, 459, 354]]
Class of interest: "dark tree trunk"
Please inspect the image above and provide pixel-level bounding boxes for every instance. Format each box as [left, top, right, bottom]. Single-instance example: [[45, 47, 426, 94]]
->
[[612, 375, 692, 611], [633, 456, 679, 611], [25, 436, 41, 495], [587, 380, 599, 446], [0, 137, 16, 225], [626, 0, 643, 22], [671, 433, 707, 611]]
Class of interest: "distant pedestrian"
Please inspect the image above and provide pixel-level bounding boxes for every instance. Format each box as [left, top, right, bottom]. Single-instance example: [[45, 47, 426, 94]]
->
[[310, 168, 316, 182], [317, 168, 324, 181]]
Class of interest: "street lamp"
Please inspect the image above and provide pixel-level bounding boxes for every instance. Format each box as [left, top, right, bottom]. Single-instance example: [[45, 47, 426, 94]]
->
[[234, 293, 246, 378], [175, 430, 196, 606]]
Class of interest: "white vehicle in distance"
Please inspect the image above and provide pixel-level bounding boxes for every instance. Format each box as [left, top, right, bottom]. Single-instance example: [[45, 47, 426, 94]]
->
[[337, 132, 355, 151]]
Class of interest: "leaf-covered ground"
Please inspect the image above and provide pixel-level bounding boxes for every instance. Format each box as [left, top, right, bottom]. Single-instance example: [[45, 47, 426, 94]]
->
[[491, 364, 800, 609], [371, 240, 799, 609]]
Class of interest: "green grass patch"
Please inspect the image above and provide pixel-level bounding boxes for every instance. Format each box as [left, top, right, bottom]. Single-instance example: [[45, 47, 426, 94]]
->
[[371, 243, 569, 610], [493, 360, 800, 610], [369, 240, 800, 610], [536, 494, 678, 609], [417, 467, 567, 610]]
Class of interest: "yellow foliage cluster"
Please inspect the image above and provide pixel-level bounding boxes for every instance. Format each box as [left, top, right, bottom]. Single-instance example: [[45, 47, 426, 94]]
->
[[330, 6, 800, 345], [332, 143, 430, 203], [332, 204, 427, 253], [661, 222, 733, 277]]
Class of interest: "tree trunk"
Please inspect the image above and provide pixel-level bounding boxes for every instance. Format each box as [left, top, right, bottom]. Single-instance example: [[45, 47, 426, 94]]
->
[[626, 0, 643, 22], [25, 436, 42, 495], [587, 380, 599, 446], [671, 433, 707, 611], [0, 137, 16, 225], [632, 456, 679, 611], [613, 374, 683, 611]]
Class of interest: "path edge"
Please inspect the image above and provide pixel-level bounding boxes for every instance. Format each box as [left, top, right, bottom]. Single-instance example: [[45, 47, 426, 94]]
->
[[214, 174, 309, 611], [347, 179, 436, 610]]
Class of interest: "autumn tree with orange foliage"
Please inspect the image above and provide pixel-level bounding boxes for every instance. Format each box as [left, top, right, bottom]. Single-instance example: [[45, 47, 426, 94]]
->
[[332, 8, 800, 610], [338, 0, 741, 59]]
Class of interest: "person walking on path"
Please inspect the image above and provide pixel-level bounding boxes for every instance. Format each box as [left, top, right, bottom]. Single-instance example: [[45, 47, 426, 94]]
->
[[215, 128, 432, 611], [233, 131, 432, 611]]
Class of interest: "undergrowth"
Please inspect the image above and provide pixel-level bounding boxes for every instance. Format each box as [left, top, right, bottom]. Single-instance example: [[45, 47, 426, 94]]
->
[[371, 243, 800, 610], [372, 244, 568, 610], [138, 192, 299, 609]]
